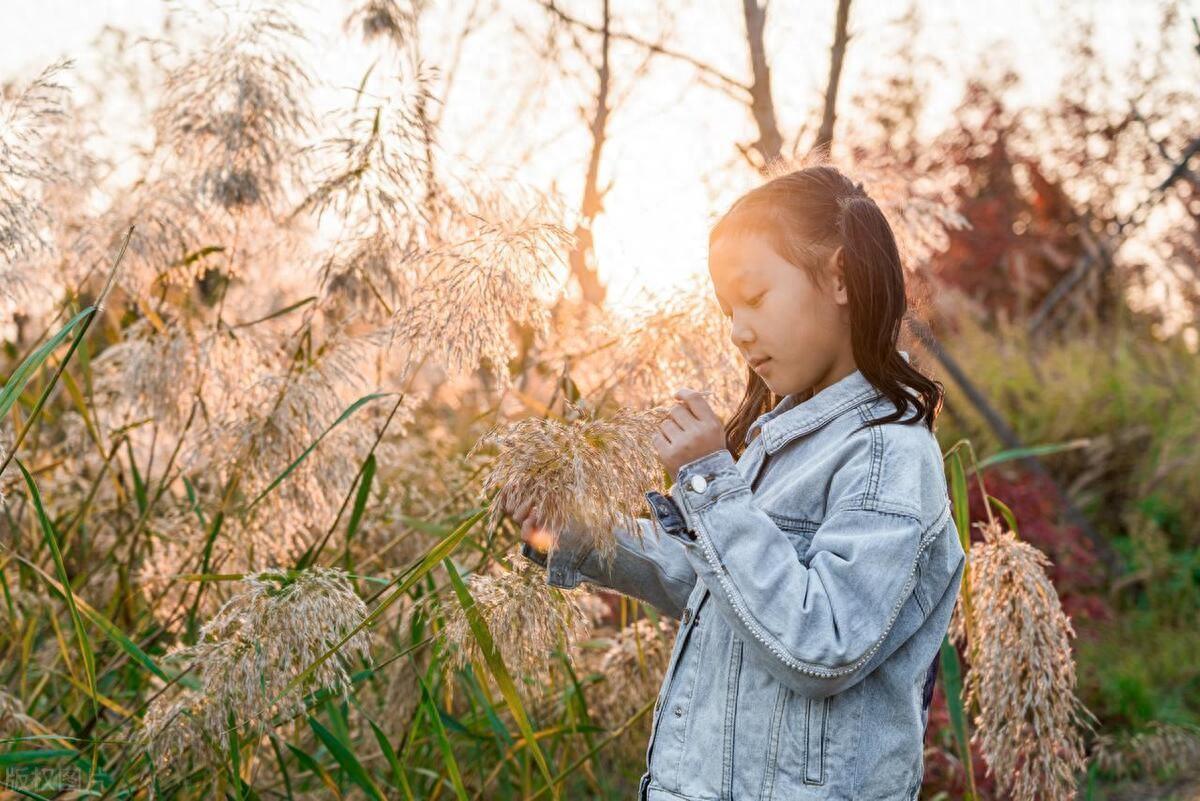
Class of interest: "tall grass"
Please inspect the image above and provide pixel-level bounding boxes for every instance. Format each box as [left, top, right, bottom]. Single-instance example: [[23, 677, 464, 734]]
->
[[0, 3, 1098, 799]]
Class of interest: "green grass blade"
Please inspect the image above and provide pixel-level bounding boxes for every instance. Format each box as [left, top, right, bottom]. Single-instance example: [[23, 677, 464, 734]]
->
[[285, 743, 343, 798], [0, 749, 79, 766], [415, 670, 469, 801], [938, 634, 976, 801], [948, 450, 971, 552], [985, 493, 1019, 535], [15, 459, 96, 715], [975, 438, 1091, 471], [244, 392, 394, 513], [443, 557, 558, 800], [308, 716, 386, 801], [344, 454, 375, 550], [0, 306, 93, 419], [368, 718, 413, 801]]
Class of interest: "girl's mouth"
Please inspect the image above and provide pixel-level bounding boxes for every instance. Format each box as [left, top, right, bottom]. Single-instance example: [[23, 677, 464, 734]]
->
[[751, 356, 771, 371]]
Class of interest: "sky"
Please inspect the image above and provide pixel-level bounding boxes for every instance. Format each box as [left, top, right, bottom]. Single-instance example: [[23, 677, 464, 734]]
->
[[5, 0, 1196, 313]]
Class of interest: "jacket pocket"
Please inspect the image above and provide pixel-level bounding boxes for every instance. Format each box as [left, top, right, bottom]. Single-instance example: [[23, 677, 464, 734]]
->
[[802, 695, 830, 785]]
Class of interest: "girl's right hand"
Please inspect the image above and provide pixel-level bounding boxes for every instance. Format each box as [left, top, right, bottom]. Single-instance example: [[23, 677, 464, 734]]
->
[[502, 495, 554, 551]]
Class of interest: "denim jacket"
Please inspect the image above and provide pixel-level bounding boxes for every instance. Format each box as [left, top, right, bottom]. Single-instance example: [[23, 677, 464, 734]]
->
[[521, 358, 965, 800]]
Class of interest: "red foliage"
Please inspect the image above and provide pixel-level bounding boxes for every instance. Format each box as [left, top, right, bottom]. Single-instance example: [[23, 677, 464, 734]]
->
[[926, 79, 1087, 325]]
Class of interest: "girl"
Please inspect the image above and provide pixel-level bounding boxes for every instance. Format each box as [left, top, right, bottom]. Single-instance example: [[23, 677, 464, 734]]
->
[[506, 166, 965, 801]]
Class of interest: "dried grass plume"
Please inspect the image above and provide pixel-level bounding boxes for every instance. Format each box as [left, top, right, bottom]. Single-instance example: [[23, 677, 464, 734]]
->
[[959, 518, 1090, 801], [474, 402, 665, 565]]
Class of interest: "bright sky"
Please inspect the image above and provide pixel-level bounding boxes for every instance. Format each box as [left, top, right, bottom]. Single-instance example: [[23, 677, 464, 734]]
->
[[6, 0, 1195, 311]]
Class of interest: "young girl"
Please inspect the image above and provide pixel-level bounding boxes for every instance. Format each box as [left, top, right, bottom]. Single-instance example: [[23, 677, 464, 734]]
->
[[506, 166, 965, 801]]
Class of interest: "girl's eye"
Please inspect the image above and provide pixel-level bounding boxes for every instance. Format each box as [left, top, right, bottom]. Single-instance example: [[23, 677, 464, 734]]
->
[[747, 291, 766, 308]]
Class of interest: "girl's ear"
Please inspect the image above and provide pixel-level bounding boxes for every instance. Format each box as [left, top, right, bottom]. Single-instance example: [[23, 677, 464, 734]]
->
[[830, 246, 850, 306]]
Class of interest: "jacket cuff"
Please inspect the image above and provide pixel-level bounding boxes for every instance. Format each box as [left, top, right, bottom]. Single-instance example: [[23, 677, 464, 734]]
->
[[644, 490, 695, 542], [672, 448, 748, 520], [519, 528, 592, 589]]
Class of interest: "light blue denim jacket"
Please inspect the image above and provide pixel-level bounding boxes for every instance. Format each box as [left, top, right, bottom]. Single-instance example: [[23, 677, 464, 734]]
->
[[521, 358, 965, 800]]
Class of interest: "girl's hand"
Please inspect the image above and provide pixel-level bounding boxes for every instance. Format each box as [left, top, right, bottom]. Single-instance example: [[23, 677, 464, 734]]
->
[[501, 493, 556, 553], [651, 388, 728, 483]]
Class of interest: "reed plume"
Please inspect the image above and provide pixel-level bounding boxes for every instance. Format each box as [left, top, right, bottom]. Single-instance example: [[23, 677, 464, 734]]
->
[[153, 0, 313, 215], [595, 276, 745, 420], [474, 402, 665, 565], [1090, 722, 1200, 781], [430, 554, 590, 696], [0, 59, 72, 300], [141, 567, 372, 767], [581, 617, 675, 731], [959, 518, 1090, 801]]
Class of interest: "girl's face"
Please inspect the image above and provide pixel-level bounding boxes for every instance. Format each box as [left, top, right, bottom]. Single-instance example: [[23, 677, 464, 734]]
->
[[709, 232, 855, 398]]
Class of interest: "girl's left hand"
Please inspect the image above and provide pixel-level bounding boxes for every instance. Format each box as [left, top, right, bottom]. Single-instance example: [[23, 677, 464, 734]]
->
[[651, 388, 728, 482]]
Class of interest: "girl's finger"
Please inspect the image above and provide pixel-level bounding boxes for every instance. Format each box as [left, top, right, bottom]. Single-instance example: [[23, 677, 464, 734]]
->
[[512, 495, 533, 523], [659, 417, 686, 440], [669, 402, 698, 427], [675, 387, 719, 422]]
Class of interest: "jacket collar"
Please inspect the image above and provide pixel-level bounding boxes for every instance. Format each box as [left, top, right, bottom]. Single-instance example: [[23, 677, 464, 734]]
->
[[745, 351, 909, 454]]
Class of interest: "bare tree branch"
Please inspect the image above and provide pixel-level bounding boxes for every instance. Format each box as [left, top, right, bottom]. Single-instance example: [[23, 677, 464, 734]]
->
[[539, 0, 752, 101], [815, 0, 852, 152]]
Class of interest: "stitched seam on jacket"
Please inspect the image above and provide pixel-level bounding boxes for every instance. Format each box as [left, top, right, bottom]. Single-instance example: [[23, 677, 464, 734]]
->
[[757, 684, 787, 801], [693, 501, 951, 677], [768, 390, 882, 452]]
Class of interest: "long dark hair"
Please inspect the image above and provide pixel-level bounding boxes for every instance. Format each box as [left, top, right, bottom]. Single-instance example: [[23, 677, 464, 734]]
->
[[713, 166, 944, 458]]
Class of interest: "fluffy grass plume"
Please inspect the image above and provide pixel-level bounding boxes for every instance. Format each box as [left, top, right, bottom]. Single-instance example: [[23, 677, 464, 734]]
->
[[429, 554, 591, 694], [957, 518, 1090, 801], [141, 567, 371, 767], [582, 617, 675, 731], [1090, 722, 1200, 781], [474, 402, 665, 565]]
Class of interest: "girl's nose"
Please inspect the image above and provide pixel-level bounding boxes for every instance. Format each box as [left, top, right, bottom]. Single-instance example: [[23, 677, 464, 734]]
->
[[731, 321, 755, 346]]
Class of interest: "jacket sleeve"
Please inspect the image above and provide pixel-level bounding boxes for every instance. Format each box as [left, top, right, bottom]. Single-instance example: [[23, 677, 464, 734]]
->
[[518, 501, 699, 620], [662, 448, 950, 698]]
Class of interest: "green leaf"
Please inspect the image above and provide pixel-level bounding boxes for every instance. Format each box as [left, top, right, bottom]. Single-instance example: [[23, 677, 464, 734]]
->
[[286, 743, 342, 798], [948, 450, 972, 552], [443, 558, 558, 799], [0, 306, 93, 419], [415, 670, 469, 801], [0, 749, 79, 766], [368, 718, 413, 801], [976, 438, 1091, 471], [15, 460, 96, 714], [308, 716, 386, 801], [986, 494, 1019, 536], [344, 454, 375, 551], [126, 438, 148, 515], [938, 635, 977, 801]]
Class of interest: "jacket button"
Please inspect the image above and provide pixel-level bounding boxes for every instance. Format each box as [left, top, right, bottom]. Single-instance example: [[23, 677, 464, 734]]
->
[[681, 607, 692, 625], [689, 474, 707, 493], [673, 705, 683, 717]]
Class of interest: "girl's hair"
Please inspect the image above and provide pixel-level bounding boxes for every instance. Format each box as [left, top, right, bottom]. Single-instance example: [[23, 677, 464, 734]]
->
[[712, 165, 944, 458]]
